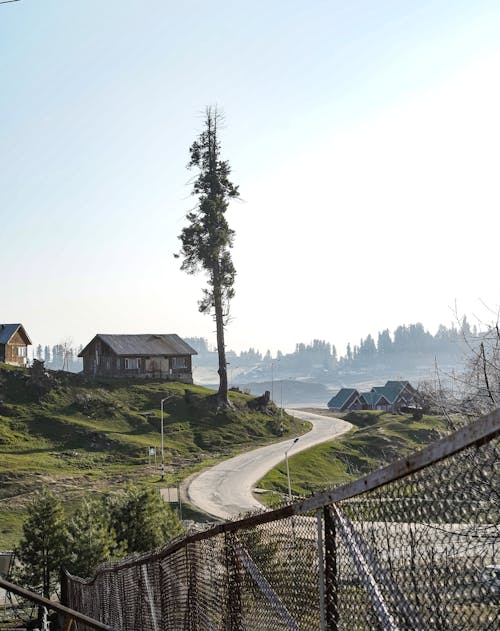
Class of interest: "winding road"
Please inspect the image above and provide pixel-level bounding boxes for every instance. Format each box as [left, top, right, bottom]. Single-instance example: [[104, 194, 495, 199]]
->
[[186, 409, 352, 521]]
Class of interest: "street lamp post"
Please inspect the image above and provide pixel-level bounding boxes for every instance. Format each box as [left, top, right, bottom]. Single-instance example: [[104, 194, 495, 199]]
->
[[227, 363, 239, 388], [271, 361, 274, 402], [160, 396, 172, 481], [284, 438, 299, 502], [280, 379, 284, 419]]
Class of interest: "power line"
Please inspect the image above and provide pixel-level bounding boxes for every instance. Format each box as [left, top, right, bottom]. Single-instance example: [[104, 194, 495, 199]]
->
[[0, 0, 22, 5]]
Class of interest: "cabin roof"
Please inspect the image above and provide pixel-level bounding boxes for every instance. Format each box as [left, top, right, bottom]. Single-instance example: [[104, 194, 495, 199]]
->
[[360, 391, 389, 406], [370, 385, 401, 403], [0, 324, 32, 346], [78, 334, 198, 358], [327, 388, 359, 408], [385, 380, 413, 392]]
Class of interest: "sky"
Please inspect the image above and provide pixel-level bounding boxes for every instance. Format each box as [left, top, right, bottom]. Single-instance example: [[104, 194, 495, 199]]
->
[[1, 0, 499, 356]]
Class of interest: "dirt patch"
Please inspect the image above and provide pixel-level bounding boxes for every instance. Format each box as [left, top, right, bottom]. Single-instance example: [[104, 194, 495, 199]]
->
[[0, 470, 148, 509]]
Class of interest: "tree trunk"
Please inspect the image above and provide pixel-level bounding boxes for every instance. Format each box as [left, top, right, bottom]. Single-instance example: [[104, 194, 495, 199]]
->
[[214, 279, 228, 404], [209, 115, 229, 405]]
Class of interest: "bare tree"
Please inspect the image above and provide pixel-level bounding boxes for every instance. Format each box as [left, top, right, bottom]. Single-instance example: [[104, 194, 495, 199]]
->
[[61, 337, 74, 372], [417, 304, 500, 425]]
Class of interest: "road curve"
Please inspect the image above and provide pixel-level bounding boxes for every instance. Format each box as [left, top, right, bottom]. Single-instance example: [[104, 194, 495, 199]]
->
[[186, 409, 352, 521]]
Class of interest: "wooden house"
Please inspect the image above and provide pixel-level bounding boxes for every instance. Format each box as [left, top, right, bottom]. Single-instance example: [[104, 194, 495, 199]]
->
[[78, 334, 197, 383], [0, 324, 32, 367]]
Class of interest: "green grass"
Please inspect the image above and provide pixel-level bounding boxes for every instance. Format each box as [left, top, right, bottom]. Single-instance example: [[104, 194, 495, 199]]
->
[[0, 507, 25, 549], [0, 363, 308, 547], [258, 410, 448, 503]]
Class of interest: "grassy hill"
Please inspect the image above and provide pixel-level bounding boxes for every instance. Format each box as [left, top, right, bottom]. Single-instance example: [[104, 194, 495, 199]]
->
[[0, 363, 308, 548], [258, 409, 448, 503]]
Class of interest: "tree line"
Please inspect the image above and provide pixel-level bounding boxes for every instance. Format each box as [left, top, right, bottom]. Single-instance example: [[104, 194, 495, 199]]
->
[[185, 319, 475, 377]]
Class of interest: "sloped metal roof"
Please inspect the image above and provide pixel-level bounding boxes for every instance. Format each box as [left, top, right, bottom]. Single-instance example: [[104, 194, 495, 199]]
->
[[371, 385, 400, 403], [360, 391, 389, 406], [385, 380, 413, 393], [79, 334, 198, 357], [0, 324, 32, 346], [327, 388, 359, 409]]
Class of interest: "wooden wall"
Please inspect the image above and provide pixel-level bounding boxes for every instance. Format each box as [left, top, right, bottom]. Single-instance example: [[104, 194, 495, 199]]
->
[[80, 339, 193, 383], [3, 331, 29, 366]]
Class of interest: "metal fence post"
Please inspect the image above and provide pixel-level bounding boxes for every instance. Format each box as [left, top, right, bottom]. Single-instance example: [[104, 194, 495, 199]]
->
[[324, 506, 339, 630], [60, 566, 68, 607], [225, 532, 243, 631], [184, 543, 199, 631], [59, 566, 75, 631], [316, 510, 327, 631]]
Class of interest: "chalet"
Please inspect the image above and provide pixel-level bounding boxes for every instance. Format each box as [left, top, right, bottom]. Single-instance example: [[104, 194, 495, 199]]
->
[[78, 334, 197, 383], [359, 391, 391, 411], [0, 324, 32, 367], [328, 380, 417, 413], [327, 388, 363, 412], [371, 380, 417, 412]]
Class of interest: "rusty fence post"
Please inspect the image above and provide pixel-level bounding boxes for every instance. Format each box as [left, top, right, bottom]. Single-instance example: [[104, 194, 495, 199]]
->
[[225, 532, 243, 631], [316, 510, 326, 630], [60, 566, 68, 607], [59, 566, 74, 630], [324, 506, 339, 630], [183, 542, 200, 631]]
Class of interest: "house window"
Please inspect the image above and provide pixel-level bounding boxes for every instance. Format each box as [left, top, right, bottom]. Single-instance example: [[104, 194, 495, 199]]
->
[[19, 347, 26, 357], [171, 357, 188, 369], [125, 358, 139, 370]]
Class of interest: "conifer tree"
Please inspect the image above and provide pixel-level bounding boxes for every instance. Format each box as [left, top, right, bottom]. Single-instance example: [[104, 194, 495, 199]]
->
[[108, 485, 183, 553], [176, 107, 239, 404], [66, 497, 124, 578], [15, 489, 68, 597]]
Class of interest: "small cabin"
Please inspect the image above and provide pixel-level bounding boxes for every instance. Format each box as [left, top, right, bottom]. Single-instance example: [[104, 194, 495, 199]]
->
[[78, 333, 197, 383], [0, 324, 32, 367]]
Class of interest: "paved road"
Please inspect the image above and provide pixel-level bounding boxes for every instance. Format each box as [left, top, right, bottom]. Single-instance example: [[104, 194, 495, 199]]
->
[[186, 409, 352, 521]]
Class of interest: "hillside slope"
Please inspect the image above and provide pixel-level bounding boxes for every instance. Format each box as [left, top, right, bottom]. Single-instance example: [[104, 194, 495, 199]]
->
[[0, 363, 307, 547]]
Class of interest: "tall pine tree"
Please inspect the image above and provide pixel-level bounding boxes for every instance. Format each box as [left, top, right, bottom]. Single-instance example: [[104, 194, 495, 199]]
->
[[176, 107, 239, 404], [15, 489, 68, 597]]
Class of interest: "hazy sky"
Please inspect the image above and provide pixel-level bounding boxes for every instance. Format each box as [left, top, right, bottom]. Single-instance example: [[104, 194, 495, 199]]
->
[[1, 0, 499, 355]]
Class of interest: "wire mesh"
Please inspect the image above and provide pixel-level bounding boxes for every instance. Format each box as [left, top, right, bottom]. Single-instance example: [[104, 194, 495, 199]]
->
[[61, 412, 499, 630], [328, 434, 499, 630]]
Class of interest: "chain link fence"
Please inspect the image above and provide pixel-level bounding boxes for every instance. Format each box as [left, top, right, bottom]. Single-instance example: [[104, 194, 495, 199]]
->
[[62, 410, 499, 630]]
